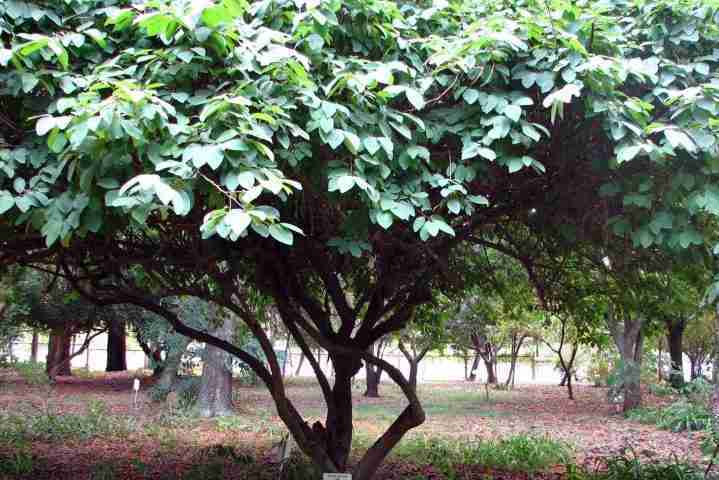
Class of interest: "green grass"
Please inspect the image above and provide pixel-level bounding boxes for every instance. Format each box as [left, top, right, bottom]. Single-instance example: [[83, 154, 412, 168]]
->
[[392, 434, 573, 475]]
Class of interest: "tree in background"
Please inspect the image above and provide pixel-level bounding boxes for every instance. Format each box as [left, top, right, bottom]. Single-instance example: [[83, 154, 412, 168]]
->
[[396, 297, 450, 391]]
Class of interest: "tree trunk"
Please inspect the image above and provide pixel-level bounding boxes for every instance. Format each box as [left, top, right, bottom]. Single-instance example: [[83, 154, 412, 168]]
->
[[156, 336, 191, 392], [468, 351, 480, 381], [30, 330, 39, 363], [106, 318, 127, 372], [408, 360, 418, 391], [198, 317, 234, 417], [46, 326, 72, 378], [364, 364, 381, 397], [623, 327, 644, 411], [482, 355, 497, 384], [295, 352, 305, 376], [282, 336, 292, 377], [326, 355, 360, 471], [666, 320, 685, 389]]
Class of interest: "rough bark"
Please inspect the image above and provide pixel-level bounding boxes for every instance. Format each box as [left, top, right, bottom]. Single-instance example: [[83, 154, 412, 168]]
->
[[106, 318, 127, 372], [46, 325, 72, 377], [199, 316, 235, 417], [666, 319, 686, 388]]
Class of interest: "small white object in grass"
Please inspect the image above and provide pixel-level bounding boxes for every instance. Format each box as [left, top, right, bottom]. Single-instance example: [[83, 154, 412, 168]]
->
[[133, 378, 140, 391], [323, 474, 352, 480]]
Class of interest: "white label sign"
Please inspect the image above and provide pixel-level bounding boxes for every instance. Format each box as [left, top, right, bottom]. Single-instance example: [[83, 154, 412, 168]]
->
[[323, 474, 351, 480], [133, 378, 140, 391]]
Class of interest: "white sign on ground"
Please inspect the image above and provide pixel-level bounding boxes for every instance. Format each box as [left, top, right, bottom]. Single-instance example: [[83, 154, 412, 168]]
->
[[323, 474, 351, 480]]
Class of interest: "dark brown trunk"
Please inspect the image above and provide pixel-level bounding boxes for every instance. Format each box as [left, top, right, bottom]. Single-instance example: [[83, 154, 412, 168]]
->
[[106, 318, 127, 372], [46, 326, 72, 378], [666, 320, 685, 388], [326, 355, 359, 471], [408, 360, 418, 390], [199, 317, 234, 417], [364, 363, 381, 397], [30, 330, 39, 363]]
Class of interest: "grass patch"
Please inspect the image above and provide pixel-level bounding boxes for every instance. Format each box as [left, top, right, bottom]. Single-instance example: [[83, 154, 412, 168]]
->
[[393, 434, 573, 475], [626, 399, 711, 432], [0, 400, 136, 443]]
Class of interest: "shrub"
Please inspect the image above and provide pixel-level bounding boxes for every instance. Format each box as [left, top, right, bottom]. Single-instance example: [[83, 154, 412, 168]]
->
[[627, 400, 711, 432]]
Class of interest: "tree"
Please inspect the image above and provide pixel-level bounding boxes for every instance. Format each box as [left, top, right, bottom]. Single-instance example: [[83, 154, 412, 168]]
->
[[363, 336, 389, 398], [106, 318, 127, 372], [396, 299, 449, 391], [198, 305, 235, 417], [684, 311, 715, 380], [2, 1, 719, 477]]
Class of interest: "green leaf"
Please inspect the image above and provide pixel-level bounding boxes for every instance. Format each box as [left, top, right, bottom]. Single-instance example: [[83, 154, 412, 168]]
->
[[504, 105, 522, 122], [269, 224, 293, 245], [336, 176, 355, 193], [0, 191, 14, 214], [377, 211, 393, 229], [405, 89, 425, 110], [226, 210, 252, 236], [664, 129, 696, 153]]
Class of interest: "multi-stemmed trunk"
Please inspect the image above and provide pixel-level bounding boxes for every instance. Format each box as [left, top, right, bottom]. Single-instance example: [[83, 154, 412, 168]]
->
[[397, 341, 429, 392], [198, 316, 235, 417], [505, 332, 528, 390], [106, 318, 127, 372]]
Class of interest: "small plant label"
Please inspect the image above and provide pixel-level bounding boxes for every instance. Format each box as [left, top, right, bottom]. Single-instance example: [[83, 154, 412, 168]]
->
[[133, 378, 140, 391], [323, 474, 351, 480]]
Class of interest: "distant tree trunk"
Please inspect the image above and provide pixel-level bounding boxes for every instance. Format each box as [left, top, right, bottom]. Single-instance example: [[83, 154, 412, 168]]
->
[[481, 353, 498, 384], [46, 325, 72, 377], [398, 341, 429, 392], [462, 351, 469, 380], [199, 317, 234, 417], [364, 338, 388, 397], [364, 363, 381, 397], [282, 336, 292, 378], [30, 330, 39, 363], [295, 352, 305, 376], [666, 319, 685, 388], [156, 336, 191, 392], [607, 305, 645, 412], [106, 319, 127, 372], [504, 333, 527, 389], [468, 351, 480, 381]]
